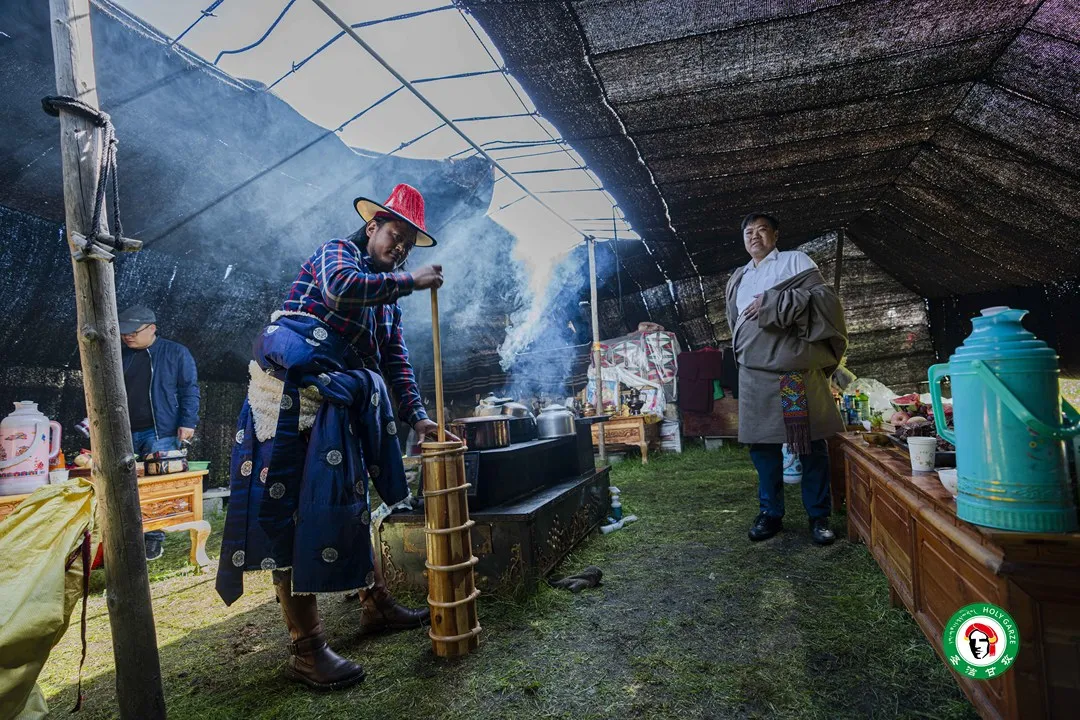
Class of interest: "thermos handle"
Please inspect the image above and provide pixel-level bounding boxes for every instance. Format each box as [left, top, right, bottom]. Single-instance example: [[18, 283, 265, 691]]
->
[[972, 360, 1080, 440], [48, 420, 62, 460], [927, 363, 956, 446]]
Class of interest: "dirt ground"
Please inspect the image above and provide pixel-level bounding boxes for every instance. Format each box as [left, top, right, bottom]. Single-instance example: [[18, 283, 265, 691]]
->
[[37, 445, 977, 719]]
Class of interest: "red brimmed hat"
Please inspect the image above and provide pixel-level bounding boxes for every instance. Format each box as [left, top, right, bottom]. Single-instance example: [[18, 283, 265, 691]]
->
[[354, 183, 435, 247]]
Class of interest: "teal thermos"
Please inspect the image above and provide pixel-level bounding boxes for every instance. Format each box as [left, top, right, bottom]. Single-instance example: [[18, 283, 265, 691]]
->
[[928, 307, 1080, 532]]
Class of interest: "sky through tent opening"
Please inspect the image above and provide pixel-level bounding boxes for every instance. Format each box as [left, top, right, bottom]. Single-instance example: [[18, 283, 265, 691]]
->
[[113, 0, 641, 304]]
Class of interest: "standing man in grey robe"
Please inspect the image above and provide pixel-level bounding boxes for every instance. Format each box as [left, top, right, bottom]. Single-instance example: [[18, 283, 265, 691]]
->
[[726, 213, 848, 545]]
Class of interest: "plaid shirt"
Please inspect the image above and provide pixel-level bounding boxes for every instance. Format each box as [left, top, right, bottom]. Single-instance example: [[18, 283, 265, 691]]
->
[[281, 237, 427, 426]]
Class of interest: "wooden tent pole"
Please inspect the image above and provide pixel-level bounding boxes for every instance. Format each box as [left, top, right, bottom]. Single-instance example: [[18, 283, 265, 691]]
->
[[47, 1, 165, 717], [834, 228, 845, 296], [431, 288, 445, 441], [588, 237, 606, 464]]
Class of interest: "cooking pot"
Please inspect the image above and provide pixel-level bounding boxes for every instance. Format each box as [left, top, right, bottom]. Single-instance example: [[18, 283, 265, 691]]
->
[[537, 404, 575, 439], [507, 415, 538, 443], [144, 448, 188, 476], [450, 416, 511, 450], [474, 393, 511, 417]]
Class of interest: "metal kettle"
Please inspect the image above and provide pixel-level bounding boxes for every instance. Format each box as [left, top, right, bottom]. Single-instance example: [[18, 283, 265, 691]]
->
[[537, 404, 575, 439], [928, 307, 1080, 532]]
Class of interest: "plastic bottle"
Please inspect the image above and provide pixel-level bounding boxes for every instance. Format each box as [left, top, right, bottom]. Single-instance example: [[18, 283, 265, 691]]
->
[[856, 391, 870, 422]]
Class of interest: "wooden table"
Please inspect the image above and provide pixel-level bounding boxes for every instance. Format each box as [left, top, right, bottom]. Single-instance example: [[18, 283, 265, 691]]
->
[[680, 396, 739, 439], [591, 415, 660, 463], [834, 433, 1080, 720], [0, 469, 212, 570]]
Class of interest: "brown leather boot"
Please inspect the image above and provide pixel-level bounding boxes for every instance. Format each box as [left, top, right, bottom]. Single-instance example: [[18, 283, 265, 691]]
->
[[357, 584, 430, 635], [273, 570, 366, 691]]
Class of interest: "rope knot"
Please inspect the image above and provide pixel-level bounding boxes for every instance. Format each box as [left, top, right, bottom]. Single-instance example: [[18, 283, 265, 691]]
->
[[41, 95, 129, 260]]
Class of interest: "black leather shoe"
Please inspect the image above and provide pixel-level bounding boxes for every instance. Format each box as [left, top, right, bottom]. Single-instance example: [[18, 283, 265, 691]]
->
[[810, 517, 836, 546], [748, 512, 783, 541]]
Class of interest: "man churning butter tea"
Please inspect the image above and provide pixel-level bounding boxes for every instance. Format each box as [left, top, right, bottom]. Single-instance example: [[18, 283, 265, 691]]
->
[[216, 184, 455, 690]]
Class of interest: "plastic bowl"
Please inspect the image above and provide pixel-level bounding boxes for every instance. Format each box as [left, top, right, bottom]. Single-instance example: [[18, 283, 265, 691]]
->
[[188, 461, 211, 471], [937, 468, 958, 497]]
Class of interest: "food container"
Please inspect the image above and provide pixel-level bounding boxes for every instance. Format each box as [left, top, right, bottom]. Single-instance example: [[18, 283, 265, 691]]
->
[[937, 468, 959, 497], [449, 416, 511, 450], [537, 404, 575, 439], [143, 448, 188, 476]]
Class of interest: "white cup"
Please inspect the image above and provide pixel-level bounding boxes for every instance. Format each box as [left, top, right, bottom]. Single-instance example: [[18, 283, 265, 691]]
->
[[49, 468, 70, 484], [907, 436, 937, 473]]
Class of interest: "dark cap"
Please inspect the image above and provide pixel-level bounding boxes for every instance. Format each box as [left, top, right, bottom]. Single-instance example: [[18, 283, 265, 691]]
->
[[117, 305, 156, 334]]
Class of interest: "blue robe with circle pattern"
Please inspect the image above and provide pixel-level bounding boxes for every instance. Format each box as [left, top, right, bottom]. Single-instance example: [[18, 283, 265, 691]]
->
[[216, 314, 409, 605]]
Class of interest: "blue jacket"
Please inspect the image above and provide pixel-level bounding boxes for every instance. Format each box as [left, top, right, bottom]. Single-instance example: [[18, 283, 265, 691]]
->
[[122, 337, 200, 437]]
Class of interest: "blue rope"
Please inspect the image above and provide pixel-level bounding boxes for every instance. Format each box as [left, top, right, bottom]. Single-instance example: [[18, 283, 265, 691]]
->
[[172, 0, 225, 48], [334, 87, 403, 132], [511, 166, 586, 175], [453, 112, 537, 123], [412, 69, 503, 84], [214, 0, 297, 65], [387, 123, 448, 156]]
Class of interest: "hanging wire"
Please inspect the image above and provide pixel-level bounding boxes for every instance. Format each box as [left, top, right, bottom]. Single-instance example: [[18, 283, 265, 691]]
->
[[170, 0, 225, 49], [456, 6, 609, 198], [310, 0, 591, 241], [212, 0, 296, 63], [266, 5, 457, 90]]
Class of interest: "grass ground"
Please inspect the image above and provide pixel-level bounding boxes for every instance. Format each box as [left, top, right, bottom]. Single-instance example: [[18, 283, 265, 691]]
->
[[38, 445, 977, 719]]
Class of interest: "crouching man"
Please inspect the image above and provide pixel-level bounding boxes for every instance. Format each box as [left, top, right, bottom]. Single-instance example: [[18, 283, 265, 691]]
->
[[216, 184, 455, 690]]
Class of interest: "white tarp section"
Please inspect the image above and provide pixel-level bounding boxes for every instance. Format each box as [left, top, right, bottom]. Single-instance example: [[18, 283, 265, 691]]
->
[[111, 0, 639, 290]]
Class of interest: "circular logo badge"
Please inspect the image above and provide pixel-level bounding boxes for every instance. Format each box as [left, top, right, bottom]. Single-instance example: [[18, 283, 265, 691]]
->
[[942, 603, 1019, 680]]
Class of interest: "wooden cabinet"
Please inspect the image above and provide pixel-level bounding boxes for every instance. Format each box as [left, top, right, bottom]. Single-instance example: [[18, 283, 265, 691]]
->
[[591, 415, 660, 463], [680, 396, 740, 438], [0, 470, 212, 569], [835, 433, 1080, 720]]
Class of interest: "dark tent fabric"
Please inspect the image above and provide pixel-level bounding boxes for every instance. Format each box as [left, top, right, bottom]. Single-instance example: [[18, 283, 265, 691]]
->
[[461, 0, 1080, 350]]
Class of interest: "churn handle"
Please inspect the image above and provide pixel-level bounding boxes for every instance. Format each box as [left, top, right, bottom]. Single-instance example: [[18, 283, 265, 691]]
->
[[927, 364, 956, 446], [972, 360, 1080, 440]]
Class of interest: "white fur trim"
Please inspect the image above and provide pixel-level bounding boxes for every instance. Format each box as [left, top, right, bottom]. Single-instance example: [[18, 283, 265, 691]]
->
[[270, 309, 323, 323], [247, 361, 323, 442]]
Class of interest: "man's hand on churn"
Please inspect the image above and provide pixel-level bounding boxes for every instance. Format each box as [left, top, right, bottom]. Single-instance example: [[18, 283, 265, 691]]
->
[[412, 264, 444, 290]]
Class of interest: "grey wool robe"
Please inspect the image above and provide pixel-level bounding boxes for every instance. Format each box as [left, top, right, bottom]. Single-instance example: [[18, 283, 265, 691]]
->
[[725, 267, 848, 446]]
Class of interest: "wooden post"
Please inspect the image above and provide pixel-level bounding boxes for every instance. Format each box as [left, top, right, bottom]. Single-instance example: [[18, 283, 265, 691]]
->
[[47, 1, 165, 717], [587, 237, 606, 464], [834, 228, 845, 296]]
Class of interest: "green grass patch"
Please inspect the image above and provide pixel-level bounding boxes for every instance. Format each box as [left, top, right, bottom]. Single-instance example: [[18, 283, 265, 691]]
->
[[37, 446, 976, 719]]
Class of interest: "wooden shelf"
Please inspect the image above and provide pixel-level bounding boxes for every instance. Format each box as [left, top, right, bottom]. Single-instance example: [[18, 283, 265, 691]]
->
[[834, 433, 1080, 719]]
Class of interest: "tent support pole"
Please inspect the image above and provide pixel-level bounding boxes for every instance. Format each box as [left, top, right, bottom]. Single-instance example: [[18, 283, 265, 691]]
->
[[48, 1, 165, 716], [834, 228, 845, 296], [588, 236, 606, 465]]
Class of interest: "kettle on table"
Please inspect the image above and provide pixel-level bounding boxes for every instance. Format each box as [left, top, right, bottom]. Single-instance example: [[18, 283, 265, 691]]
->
[[0, 401, 63, 495], [929, 307, 1080, 532]]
